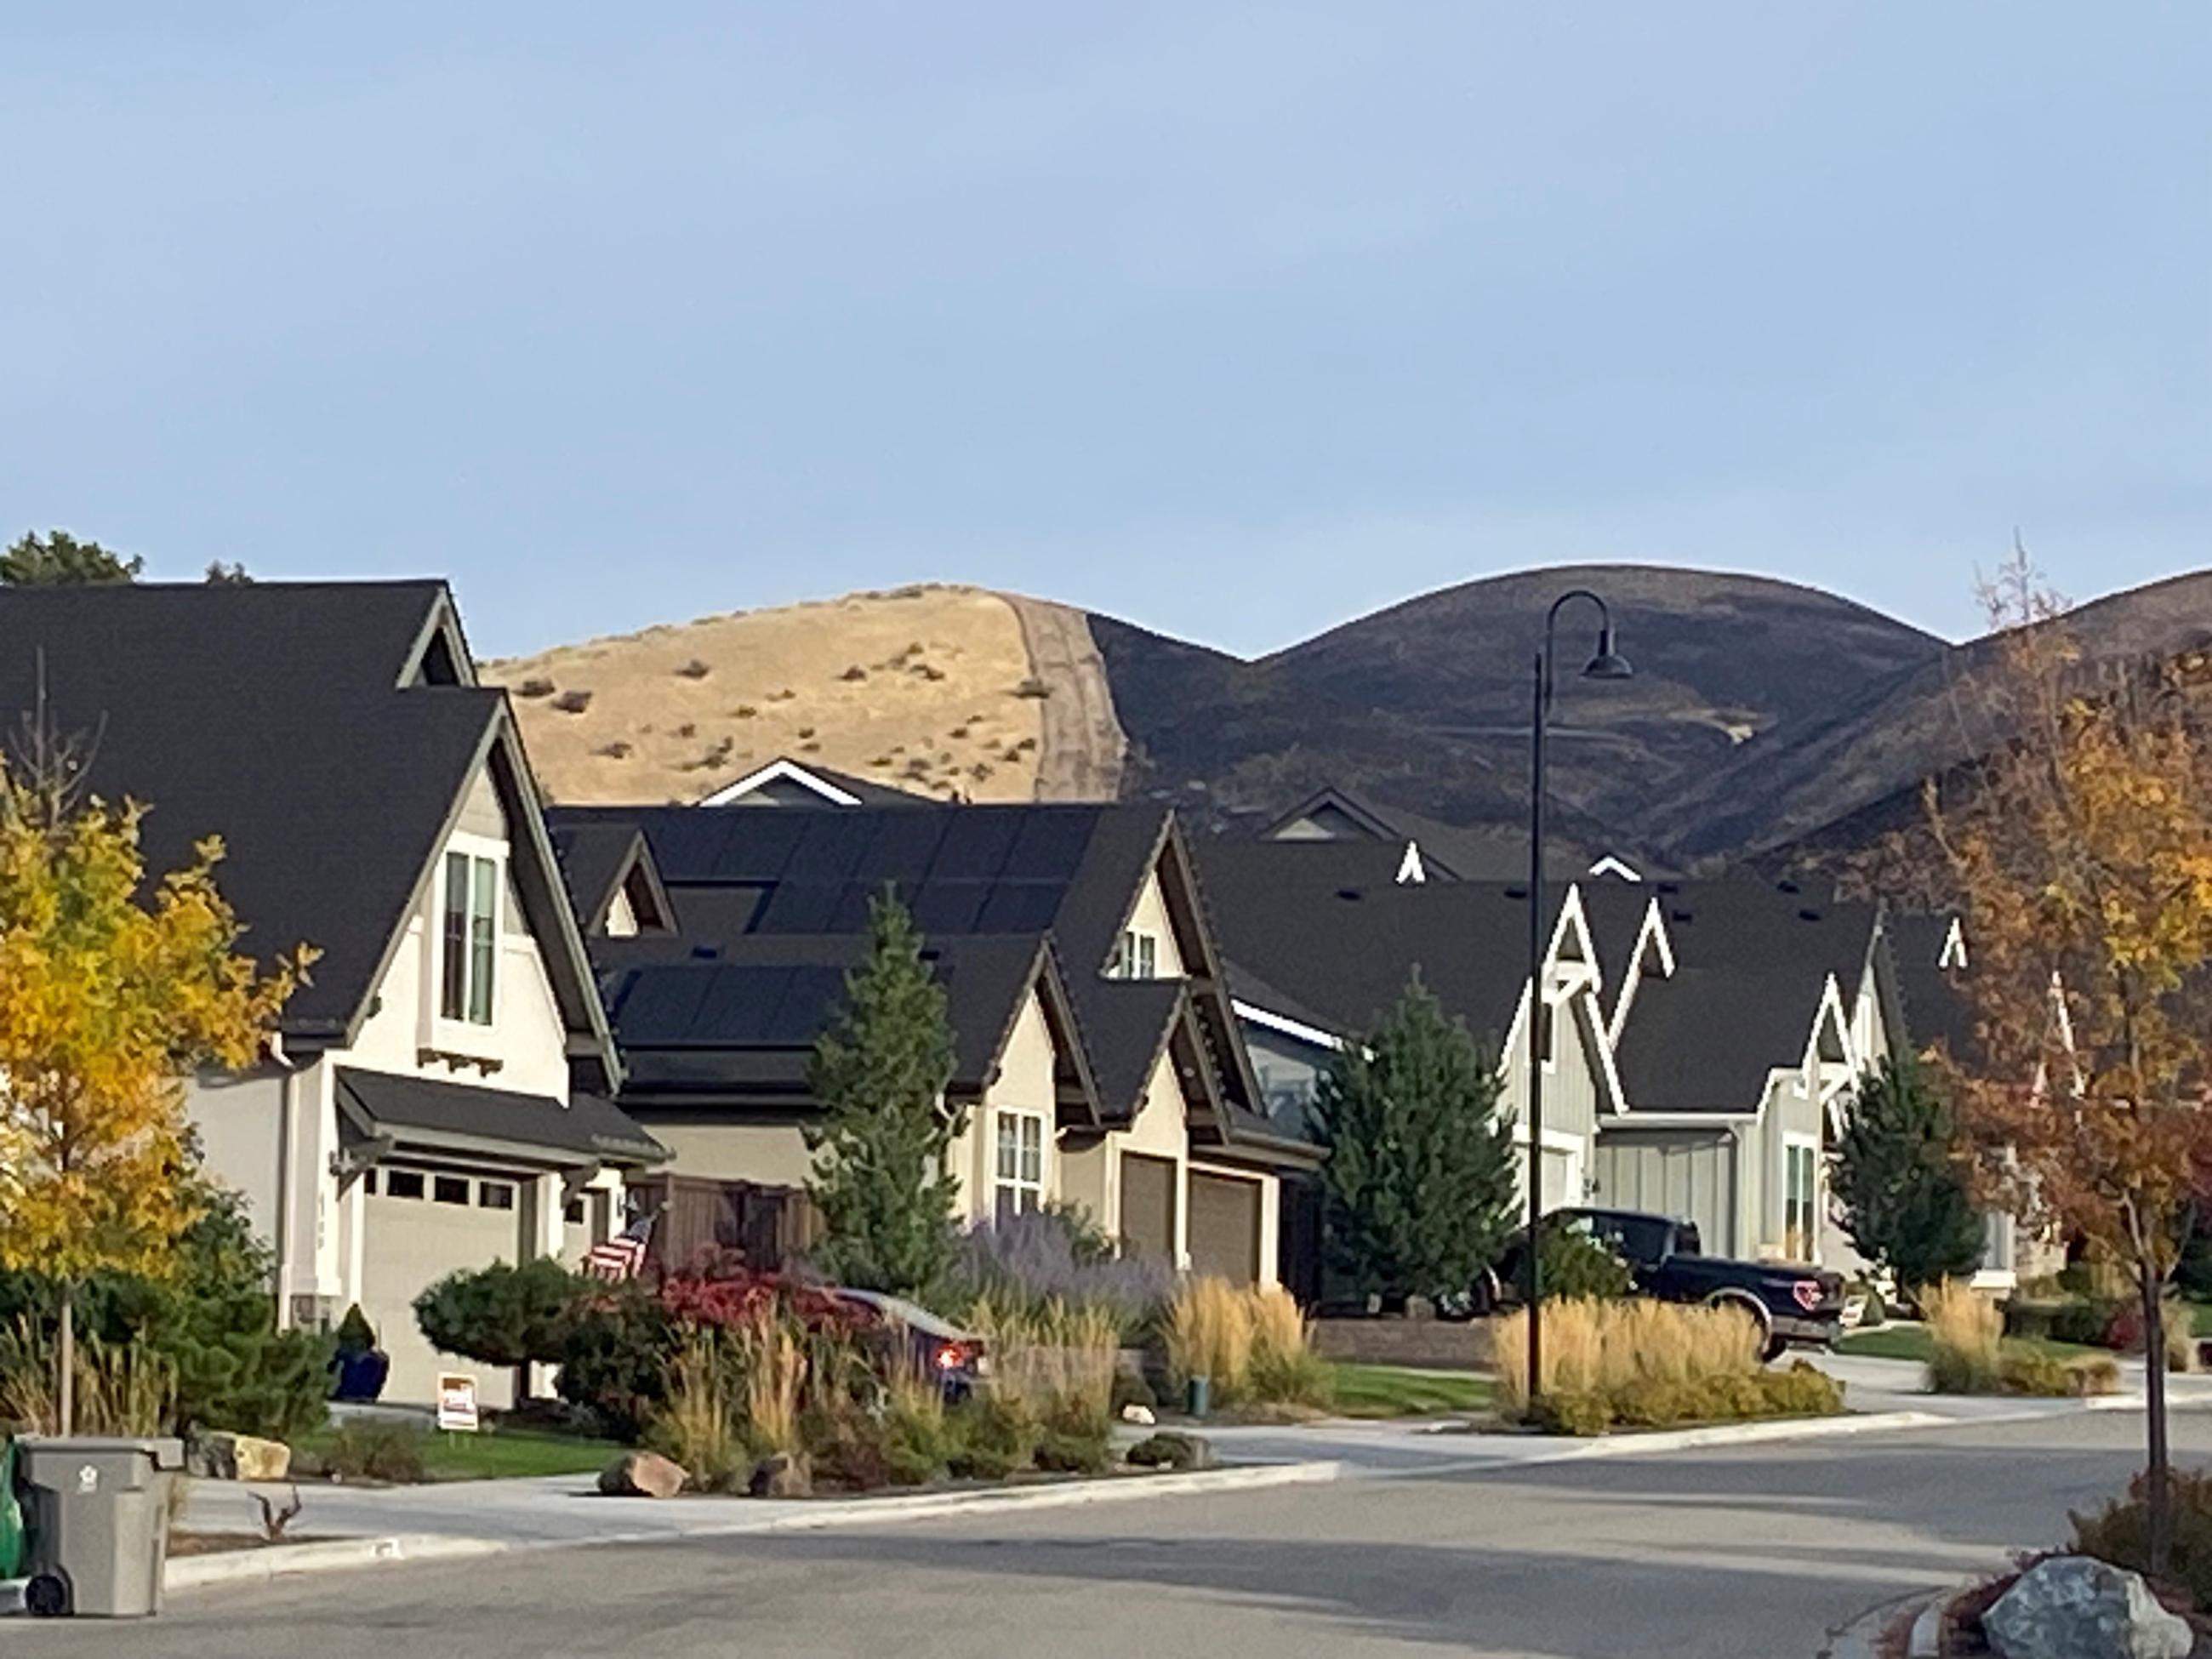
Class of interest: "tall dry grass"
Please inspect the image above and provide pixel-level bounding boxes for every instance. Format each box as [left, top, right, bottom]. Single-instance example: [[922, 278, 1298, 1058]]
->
[[1923, 1280, 2002, 1394], [1246, 1284, 1332, 1407], [968, 1297, 1118, 1420], [735, 1307, 805, 1455], [1494, 1298, 1763, 1413], [1164, 1276, 1255, 1399], [648, 1331, 744, 1488], [0, 1320, 176, 1436]]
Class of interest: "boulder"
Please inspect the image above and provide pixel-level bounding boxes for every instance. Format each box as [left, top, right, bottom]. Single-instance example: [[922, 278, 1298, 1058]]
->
[[1983, 1555, 2192, 1659], [597, 1451, 687, 1499], [1125, 1431, 1218, 1473], [187, 1432, 293, 1483], [749, 1451, 812, 1499]]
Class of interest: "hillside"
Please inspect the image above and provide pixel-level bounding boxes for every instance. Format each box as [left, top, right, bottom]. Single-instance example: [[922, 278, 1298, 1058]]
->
[[490, 563, 2212, 874]]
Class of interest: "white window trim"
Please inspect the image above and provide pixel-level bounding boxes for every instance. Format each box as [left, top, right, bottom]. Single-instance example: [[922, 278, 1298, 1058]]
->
[[433, 830, 507, 1043], [1782, 1133, 1821, 1260], [993, 1107, 1048, 1217]]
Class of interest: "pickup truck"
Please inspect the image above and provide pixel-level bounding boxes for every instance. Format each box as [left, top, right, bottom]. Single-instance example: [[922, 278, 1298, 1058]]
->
[[1479, 1206, 1845, 1360]]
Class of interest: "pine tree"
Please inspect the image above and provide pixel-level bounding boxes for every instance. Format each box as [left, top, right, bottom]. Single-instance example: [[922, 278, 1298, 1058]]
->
[[0, 529, 142, 585], [1829, 1058, 1986, 1294], [1312, 971, 1519, 1304], [804, 890, 961, 1298]]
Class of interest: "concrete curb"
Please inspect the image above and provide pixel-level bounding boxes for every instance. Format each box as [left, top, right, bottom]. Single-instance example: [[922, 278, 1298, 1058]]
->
[[1388, 1410, 1952, 1475], [162, 1460, 1345, 1595], [1819, 1588, 1939, 1659]]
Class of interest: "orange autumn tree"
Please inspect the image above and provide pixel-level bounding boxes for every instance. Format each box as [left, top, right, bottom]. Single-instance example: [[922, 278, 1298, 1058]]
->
[[0, 739, 311, 1434], [1925, 555, 2212, 1572]]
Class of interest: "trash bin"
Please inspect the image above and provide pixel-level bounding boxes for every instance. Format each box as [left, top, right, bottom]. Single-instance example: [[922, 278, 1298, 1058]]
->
[[14, 1436, 185, 1617]]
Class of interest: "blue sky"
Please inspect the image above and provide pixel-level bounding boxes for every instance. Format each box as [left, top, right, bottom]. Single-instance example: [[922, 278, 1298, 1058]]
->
[[3, 3, 2205, 658]]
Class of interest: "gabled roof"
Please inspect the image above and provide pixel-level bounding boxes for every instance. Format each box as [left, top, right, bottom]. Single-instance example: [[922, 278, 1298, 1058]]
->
[[0, 582, 617, 1079], [336, 1067, 667, 1168], [551, 822, 674, 935], [696, 756, 935, 808], [1259, 784, 1633, 881], [1877, 908, 1980, 1066], [553, 801, 1270, 1148]]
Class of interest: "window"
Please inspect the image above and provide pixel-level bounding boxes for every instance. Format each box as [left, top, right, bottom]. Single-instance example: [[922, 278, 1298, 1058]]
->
[[360, 1169, 378, 1195], [563, 1195, 587, 1227], [1108, 930, 1157, 980], [1784, 1143, 1818, 1261], [993, 1109, 1046, 1221], [478, 1181, 516, 1211], [383, 1170, 425, 1200], [441, 851, 499, 1025], [434, 1175, 472, 1206]]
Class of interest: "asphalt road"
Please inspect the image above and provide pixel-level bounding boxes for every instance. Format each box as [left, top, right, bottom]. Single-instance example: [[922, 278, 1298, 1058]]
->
[[19, 1412, 2196, 1659]]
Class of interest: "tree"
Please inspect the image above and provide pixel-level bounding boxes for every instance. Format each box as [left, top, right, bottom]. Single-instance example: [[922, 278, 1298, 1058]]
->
[[1311, 971, 1519, 1305], [804, 890, 961, 1297], [0, 746, 311, 1432], [203, 561, 253, 585], [415, 1257, 584, 1371], [1920, 551, 2212, 1572], [1829, 1058, 1987, 1295], [1, 530, 141, 585]]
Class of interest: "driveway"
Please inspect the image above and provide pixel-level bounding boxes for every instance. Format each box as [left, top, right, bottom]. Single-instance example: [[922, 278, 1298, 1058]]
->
[[16, 1410, 2198, 1659]]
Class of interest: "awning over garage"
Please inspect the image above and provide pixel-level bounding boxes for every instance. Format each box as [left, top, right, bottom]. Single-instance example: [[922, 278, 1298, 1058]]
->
[[334, 1068, 669, 1170]]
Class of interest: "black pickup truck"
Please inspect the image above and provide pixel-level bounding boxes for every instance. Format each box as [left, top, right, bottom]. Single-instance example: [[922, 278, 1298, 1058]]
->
[[1480, 1206, 1845, 1360]]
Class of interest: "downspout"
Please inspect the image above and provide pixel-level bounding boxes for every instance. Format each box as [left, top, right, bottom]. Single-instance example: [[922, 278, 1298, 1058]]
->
[[270, 1032, 299, 1329]]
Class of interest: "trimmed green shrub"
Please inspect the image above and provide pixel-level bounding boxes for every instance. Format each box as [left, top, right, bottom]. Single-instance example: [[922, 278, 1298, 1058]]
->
[[2050, 1297, 2128, 1348], [1536, 1223, 1633, 1303], [415, 1258, 584, 1371], [1032, 1399, 1111, 1474], [1529, 1390, 1611, 1436], [557, 1287, 677, 1440], [1756, 1361, 1847, 1417], [948, 1394, 1036, 1481], [1109, 1369, 1156, 1417], [881, 1392, 955, 1487], [802, 1405, 896, 1492], [322, 1418, 427, 1483]]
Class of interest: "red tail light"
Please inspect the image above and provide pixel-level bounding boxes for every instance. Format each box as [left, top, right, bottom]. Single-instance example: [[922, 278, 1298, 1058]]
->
[[935, 1343, 966, 1371], [1792, 1280, 1822, 1312]]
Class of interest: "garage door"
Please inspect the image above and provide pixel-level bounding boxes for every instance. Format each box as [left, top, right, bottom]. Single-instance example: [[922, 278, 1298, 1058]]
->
[[363, 1166, 528, 1408], [1188, 1172, 1262, 1285], [1120, 1153, 1178, 1266]]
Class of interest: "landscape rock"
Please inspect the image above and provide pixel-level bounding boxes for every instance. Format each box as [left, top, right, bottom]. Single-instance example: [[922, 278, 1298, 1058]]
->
[[598, 1451, 687, 1499], [1120, 1404, 1157, 1426], [187, 1432, 292, 1483], [749, 1451, 812, 1499], [1125, 1432, 1218, 1473], [1982, 1554, 2191, 1659]]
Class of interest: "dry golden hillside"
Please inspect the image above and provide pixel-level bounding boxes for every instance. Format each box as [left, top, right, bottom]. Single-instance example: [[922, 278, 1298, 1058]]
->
[[487, 583, 1126, 806]]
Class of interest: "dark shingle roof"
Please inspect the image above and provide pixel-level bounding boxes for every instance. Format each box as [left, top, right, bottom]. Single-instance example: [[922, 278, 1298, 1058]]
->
[[335, 1067, 667, 1166], [550, 823, 650, 932], [1576, 881, 1658, 1001], [0, 582, 497, 1039]]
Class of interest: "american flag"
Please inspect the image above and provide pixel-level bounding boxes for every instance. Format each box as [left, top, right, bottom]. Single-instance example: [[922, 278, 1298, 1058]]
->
[[584, 1208, 656, 1282]]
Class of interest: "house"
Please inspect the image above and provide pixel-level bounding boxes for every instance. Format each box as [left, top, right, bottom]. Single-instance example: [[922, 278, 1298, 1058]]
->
[[1194, 838, 1630, 1299], [0, 582, 668, 1405], [547, 801, 1317, 1285], [695, 756, 934, 809]]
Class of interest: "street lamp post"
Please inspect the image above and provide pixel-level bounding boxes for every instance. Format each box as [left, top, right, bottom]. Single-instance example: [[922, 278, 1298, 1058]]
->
[[1524, 590, 1631, 1410]]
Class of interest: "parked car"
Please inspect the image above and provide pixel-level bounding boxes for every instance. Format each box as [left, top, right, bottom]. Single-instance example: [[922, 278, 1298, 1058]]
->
[[1474, 1207, 1845, 1360], [830, 1288, 993, 1400]]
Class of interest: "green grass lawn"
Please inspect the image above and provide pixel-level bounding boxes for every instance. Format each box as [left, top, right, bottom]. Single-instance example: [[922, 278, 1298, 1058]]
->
[[1325, 1363, 1494, 1419], [297, 1420, 625, 1482], [1836, 1324, 2103, 1365], [2190, 1299, 2212, 1337]]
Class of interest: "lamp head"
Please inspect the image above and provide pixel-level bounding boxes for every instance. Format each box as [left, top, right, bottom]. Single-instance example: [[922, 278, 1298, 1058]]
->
[[1582, 623, 1633, 681]]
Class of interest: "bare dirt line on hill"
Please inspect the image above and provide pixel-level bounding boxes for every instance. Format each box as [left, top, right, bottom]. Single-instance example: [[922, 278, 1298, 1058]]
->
[[1006, 595, 1128, 801]]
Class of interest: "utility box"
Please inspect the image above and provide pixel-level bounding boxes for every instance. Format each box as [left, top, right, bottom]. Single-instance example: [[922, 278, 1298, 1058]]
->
[[14, 1437, 185, 1617]]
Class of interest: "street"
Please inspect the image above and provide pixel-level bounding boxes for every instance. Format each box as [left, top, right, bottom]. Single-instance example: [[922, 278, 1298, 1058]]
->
[[18, 1411, 2193, 1659]]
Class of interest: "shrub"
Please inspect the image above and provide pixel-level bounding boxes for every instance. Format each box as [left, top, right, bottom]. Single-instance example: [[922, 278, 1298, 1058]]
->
[[802, 1405, 894, 1492], [1109, 1369, 1156, 1417], [1164, 1277, 1254, 1401], [2104, 1297, 2196, 1372], [558, 1286, 677, 1440], [1924, 1280, 2002, 1394], [952, 1209, 1171, 1341], [881, 1372, 954, 1486], [1850, 1280, 1889, 1330], [1032, 1397, 1111, 1474], [1494, 1298, 1762, 1414], [2072, 1467, 2212, 1611], [2068, 1354, 2123, 1396], [415, 1258, 584, 1371], [1757, 1361, 1846, 1417], [2050, 1296, 2127, 1348], [323, 1418, 426, 1484], [948, 1393, 1036, 1481], [1528, 1391, 1611, 1436], [1994, 1348, 2072, 1397], [1536, 1222, 1634, 1302]]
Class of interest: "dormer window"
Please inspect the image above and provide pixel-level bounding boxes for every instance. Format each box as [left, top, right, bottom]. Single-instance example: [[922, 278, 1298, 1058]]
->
[[441, 850, 499, 1025], [1109, 930, 1158, 980]]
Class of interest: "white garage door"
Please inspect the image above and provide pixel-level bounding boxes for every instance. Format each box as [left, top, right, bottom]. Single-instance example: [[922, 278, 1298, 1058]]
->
[[363, 1166, 528, 1409]]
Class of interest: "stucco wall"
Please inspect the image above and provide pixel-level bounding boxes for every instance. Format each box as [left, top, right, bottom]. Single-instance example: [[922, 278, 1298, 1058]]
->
[[641, 1119, 816, 1187], [964, 989, 1059, 1222], [1116, 871, 1188, 979]]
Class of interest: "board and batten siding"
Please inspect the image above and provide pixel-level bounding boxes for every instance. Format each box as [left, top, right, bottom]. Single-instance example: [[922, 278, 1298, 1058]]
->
[[1593, 1127, 1744, 1257]]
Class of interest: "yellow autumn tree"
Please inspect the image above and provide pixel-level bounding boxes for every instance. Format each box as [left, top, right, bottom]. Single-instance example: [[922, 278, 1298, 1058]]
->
[[0, 746, 311, 1434], [1924, 553, 2212, 1571]]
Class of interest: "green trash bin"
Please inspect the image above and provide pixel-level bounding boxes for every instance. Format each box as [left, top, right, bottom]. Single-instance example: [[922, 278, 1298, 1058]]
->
[[0, 1438, 23, 1581], [14, 1436, 185, 1617]]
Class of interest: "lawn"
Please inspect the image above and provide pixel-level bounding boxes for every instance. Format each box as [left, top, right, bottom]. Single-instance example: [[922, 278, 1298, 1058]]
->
[[1836, 1323, 2103, 1365], [297, 1420, 624, 1482], [1325, 1363, 1494, 1419]]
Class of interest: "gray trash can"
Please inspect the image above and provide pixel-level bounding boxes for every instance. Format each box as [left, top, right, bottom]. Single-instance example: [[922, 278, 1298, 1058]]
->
[[14, 1436, 185, 1617]]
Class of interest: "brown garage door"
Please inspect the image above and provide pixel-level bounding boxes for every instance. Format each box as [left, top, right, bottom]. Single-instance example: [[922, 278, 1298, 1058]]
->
[[1188, 1172, 1261, 1284], [1120, 1153, 1178, 1266]]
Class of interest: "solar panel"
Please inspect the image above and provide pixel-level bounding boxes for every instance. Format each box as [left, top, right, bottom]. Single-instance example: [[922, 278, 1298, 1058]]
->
[[641, 812, 741, 882], [664, 884, 769, 939], [865, 811, 950, 884], [975, 881, 1066, 933], [765, 966, 850, 1045], [1001, 809, 1097, 878], [928, 812, 1022, 879], [608, 966, 714, 1044], [705, 811, 812, 880], [782, 813, 881, 883], [689, 965, 790, 1043], [909, 879, 989, 935], [824, 882, 878, 932], [752, 882, 841, 933]]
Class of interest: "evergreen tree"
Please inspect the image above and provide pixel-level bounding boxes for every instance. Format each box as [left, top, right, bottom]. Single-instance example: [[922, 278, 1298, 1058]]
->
[[1, 529, 141, 585], [1829, 1058, 1985, 1294], [1312, 971, 1519, 1304], [804, 890, 961, 1297]]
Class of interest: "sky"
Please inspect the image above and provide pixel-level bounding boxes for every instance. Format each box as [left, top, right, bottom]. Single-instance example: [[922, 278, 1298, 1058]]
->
[[3, 3, 2206, 658]]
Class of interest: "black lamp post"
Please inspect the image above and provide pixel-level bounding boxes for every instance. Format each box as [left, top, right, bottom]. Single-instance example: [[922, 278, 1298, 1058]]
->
[[1524, 590, 1631, 1409]]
